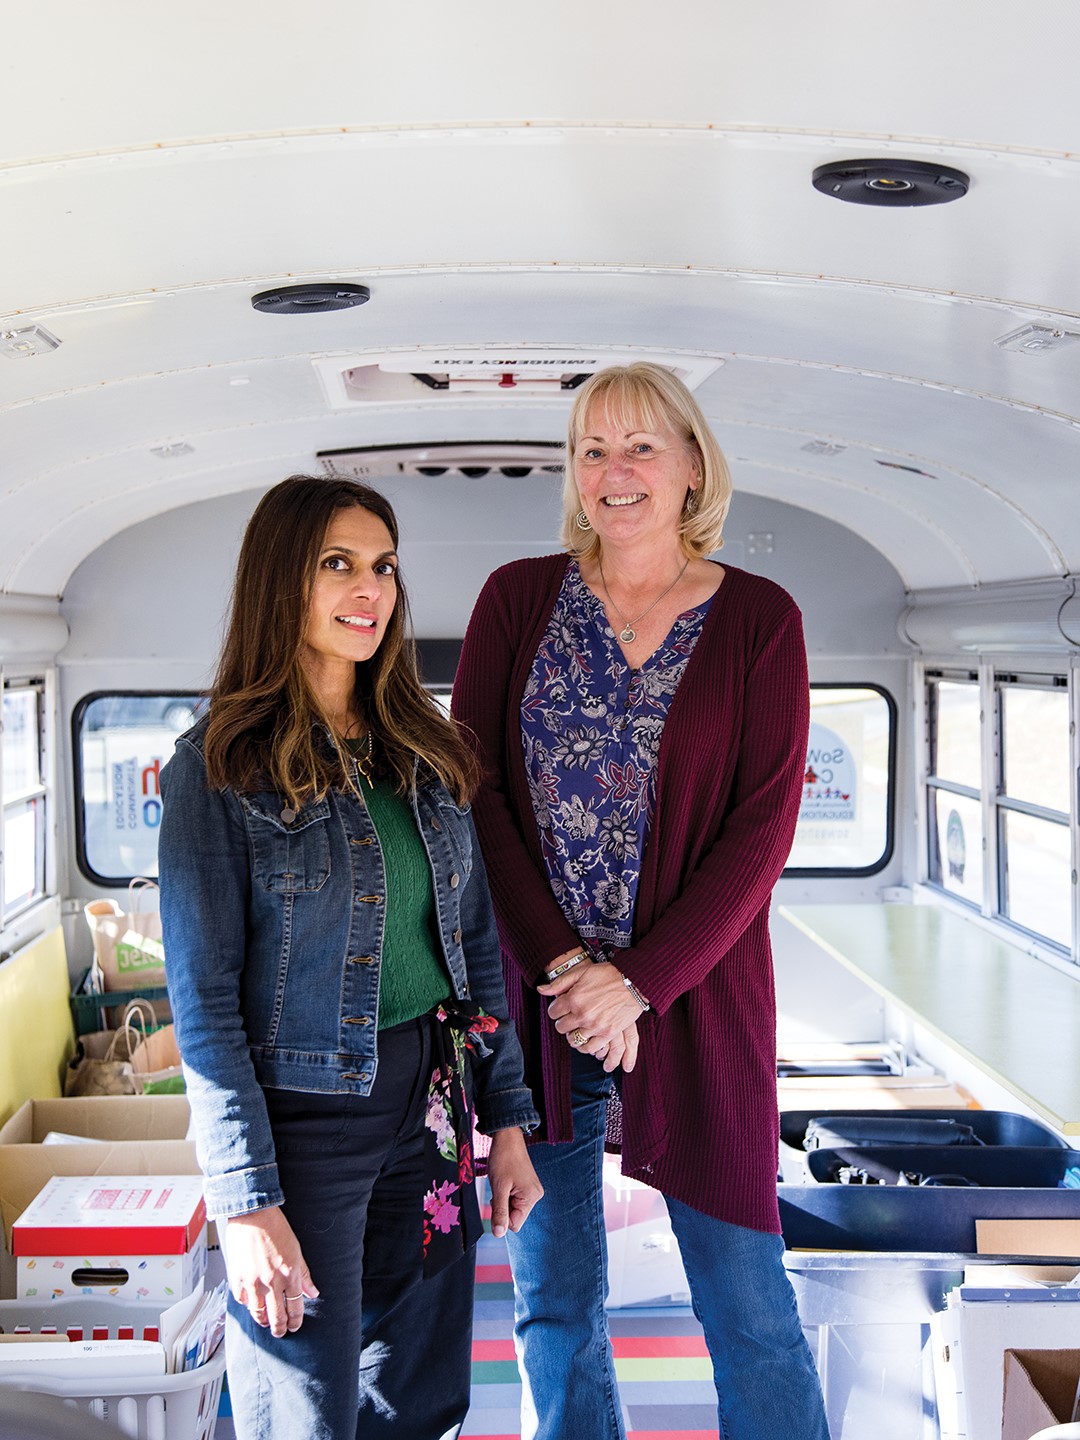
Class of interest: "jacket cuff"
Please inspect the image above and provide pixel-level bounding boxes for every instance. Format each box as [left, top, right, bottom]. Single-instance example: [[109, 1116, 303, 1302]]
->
[[475, 1085, 541, 1136], [202, 1163, 285, 1220]]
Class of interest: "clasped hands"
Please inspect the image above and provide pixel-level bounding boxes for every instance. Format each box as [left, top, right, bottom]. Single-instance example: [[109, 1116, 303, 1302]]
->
[[537, 949, 646, 1073]]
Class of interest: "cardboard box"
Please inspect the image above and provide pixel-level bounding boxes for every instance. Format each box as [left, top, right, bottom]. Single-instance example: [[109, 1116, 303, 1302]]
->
[[931, 1285, 1080, 1439], [14, 1175, 206, 1253], [977, 1218, 1080, 1258], [0, 1097, 195, 1249], [0, 1096, 200, 1300], [1002, 1348, 1080, 1439], [13, 1176, 207, 1303]]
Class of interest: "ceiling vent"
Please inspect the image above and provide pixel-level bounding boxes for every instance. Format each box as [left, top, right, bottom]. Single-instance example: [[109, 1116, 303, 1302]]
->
[[994, 324, 1080, 355], [313, 348, 722, 409], [317, 441, 564, 480], [252, 283, 371, 315]]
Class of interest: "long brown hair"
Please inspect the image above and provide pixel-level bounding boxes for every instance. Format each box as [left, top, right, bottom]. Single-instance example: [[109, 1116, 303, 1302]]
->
[[204, 475, 480, 807]]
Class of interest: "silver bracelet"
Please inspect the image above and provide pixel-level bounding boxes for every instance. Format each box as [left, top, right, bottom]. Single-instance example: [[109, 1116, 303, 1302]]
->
[[622, 975, 651, 1012], [545, 950, 588, 981]]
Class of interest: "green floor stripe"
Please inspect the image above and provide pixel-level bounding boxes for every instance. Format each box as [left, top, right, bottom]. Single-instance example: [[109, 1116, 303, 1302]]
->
[[614, 1357, 713, 1382], [474, 1281, 516, 1300], [471, 1360, 522, 1385]]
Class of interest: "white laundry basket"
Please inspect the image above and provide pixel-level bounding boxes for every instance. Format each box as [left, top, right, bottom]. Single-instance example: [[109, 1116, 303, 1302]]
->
[[0, 1297, 224, 1440]]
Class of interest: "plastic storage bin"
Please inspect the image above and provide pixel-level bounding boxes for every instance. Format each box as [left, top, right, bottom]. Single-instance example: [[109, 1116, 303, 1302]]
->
[[779, 1106, 1068, 1182], [602, 1156, 689, 1308], [780, 1182, 1080, 1440], [0, 1297, 224, 1440], [805, 1144, 1080, 1188]]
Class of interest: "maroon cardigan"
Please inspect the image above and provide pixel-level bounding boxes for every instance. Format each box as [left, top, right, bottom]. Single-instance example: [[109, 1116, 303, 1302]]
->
[[453, 555, 809, 1231]]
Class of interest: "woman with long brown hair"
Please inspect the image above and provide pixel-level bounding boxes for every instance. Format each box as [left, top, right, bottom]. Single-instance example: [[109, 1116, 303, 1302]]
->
[[158, 474, 541, 1440]]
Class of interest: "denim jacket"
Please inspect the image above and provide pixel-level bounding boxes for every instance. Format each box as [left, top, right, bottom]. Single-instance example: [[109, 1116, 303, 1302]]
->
[[158, 721, 538, 1220]]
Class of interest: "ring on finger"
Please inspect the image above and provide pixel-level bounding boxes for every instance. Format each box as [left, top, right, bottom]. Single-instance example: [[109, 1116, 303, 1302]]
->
[[285, 1294, 304, 1302], [570, 1028, 586, 1046]]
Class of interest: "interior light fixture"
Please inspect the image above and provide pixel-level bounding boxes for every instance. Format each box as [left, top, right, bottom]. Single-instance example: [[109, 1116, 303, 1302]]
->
[[994, 324, 1080, 354], [251, 283, 371, 315], [812, 159, 969, 206], [0, 324, 61, 358]]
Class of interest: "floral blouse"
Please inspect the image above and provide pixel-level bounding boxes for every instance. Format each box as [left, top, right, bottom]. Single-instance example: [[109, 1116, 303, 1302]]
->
[[520, 562, 711, 954]]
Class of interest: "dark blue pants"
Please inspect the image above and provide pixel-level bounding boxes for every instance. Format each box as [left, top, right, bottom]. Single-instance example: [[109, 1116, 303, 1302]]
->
[[225, 1016, 476, 1440]]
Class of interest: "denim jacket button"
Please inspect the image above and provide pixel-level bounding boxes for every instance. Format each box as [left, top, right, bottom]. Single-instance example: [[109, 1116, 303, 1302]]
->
[[452, 927, 462, 944], [449, 872, 460, 888], [430, 817, 442, 831], [279, 807, 296, 824]]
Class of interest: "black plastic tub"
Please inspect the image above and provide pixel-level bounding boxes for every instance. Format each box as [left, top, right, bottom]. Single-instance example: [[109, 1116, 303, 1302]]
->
[[805, 1144, 1080, 1188], [779, 1180, 1080, 1254], [779, 1106, 1068, 1181]]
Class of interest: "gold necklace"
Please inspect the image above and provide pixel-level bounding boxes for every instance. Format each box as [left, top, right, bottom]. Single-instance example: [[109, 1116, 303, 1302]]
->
[[354, 729, 375, 788], [598, 556, 690, 644]]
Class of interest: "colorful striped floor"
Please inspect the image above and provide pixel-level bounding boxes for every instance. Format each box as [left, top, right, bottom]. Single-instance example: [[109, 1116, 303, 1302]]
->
[[463, 1229, 715, 1439]]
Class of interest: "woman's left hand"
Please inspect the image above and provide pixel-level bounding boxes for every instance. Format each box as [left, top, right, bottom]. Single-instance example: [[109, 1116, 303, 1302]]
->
[[486, 1127, 544, 1238], [537, 961, 644, 1052]]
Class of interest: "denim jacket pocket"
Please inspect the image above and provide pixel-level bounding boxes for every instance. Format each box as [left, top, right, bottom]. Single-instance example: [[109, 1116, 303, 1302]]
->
[[435, 797, 475, 878], [240, 793, 332, 893]]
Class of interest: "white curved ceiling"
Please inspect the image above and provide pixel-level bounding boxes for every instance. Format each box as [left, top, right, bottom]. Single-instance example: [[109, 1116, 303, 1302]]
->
[[2, 0, 1079, 599]]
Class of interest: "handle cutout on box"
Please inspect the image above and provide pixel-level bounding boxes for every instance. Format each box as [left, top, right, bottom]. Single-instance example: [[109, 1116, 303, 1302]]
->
[[70, 1267, 130, 1287]]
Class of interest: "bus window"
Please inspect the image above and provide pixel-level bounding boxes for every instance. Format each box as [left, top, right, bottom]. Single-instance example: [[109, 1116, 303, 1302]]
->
[[926, 676, 984, 909], [997, 681, 1071, 951], [73, 693, 201, 886], [2, 681, 48, 922], [785, 685, 895, 876]]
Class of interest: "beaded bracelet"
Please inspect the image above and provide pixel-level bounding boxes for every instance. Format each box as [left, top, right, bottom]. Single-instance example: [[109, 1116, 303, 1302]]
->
[[622, 975, 652, 1012]]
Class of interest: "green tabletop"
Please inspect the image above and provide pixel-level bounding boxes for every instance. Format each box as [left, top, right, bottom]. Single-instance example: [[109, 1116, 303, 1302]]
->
[[778, 903, 1080, 1136]]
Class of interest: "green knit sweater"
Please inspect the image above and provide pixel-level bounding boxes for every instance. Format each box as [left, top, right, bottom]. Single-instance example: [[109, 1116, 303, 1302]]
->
[[361, 773, 451, 1030]]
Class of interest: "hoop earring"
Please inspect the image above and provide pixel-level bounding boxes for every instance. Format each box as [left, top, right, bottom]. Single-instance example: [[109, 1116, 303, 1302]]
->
[[575, 510, 592, 531], [684, 491, 699, 516]]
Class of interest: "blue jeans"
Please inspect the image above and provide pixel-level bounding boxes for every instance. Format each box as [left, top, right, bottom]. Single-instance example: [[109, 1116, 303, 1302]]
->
[[506, 1050, 830, 1440], [225, 1016, 476, 1440]]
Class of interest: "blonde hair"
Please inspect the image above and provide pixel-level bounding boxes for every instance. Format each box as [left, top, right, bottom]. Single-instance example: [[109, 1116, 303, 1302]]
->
[[560, 363, 733, 561]]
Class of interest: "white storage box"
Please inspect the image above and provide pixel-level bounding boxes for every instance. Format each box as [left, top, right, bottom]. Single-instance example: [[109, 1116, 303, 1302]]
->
[[13, 1176, 207, 1303]]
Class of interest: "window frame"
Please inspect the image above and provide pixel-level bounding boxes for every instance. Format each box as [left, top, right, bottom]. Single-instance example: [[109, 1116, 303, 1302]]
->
[[1, 671, 55, 934], [993, 674, 1072, 953], [924, 670, 983, 911], [782, 681, 898, 879], [72, 689, 203, 888], [921, 662, 1079, 965]]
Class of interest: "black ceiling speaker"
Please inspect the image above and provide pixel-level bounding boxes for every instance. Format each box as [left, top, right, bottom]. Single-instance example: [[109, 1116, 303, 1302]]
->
[[812, 159, 970, 206], [251, 283, 371, 314]]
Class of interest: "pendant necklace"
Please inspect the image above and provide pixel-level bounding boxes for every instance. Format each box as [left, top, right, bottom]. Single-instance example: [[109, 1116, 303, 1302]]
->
[[598, 556, 689, 644], [354, 729, 375, 788]]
